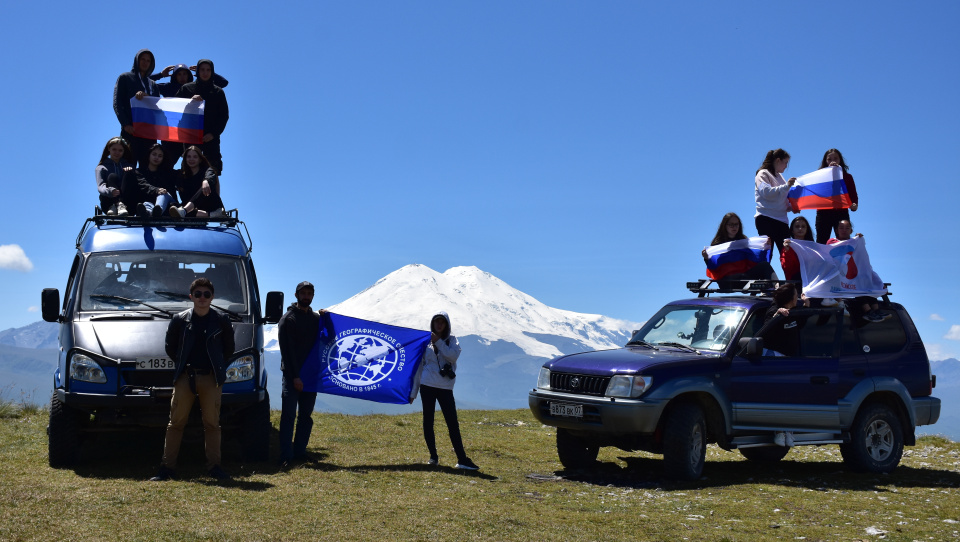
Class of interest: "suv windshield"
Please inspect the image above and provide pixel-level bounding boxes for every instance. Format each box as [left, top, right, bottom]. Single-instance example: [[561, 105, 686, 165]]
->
[[80, 252, 247, 313], [628, 305, 747, 352]]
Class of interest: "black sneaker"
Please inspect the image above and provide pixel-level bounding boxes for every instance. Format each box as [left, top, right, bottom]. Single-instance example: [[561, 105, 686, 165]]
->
[[136, 203, 149, 218], [149, 466, 175, 481], [151, 205, 163, 218], [208, 465, 231, 480], [427, 456, 439, 466], [455, 458, 479, 471], [863, 311, 884, 323]]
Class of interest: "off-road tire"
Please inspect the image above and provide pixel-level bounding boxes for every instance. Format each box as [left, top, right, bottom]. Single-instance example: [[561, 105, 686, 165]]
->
[[241, 391, 271, 462], [48, 391, 82, 468], [840, 403, 904, 473], [662, 402, 706, 480], [556, 428, 599, 469], [739, 446, 790, 462]]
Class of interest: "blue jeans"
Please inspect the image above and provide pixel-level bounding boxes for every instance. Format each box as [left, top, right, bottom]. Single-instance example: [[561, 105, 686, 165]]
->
[[143, 192, 174, 214], [279, 375, 317, 461]]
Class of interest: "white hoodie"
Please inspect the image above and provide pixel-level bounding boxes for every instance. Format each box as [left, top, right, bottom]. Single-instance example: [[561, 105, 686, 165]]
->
[[418, 311, 462, 390]]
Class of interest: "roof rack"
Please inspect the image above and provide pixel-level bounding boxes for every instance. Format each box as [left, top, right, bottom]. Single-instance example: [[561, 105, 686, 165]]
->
[[77, 207, 253, 254], [687, 279, 893, 302]]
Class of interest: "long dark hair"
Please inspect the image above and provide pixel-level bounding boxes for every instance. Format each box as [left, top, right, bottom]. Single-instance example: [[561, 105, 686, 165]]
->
[[789, 216, 814, 241], [819, 148, 849, 172], [181, 146, 211, 176], [772, 282, 798, 308], [756, 148, 790, 175], [710, 212, 747, 246], [98, 137, 133, 166]]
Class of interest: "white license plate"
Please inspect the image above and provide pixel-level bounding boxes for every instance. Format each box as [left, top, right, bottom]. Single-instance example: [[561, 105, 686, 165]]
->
[[136, 357, 175, 370], [550, 402, 583, 418]]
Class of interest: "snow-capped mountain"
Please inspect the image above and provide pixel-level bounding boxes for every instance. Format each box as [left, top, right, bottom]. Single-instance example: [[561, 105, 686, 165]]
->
[[267, 264, 639, 359]]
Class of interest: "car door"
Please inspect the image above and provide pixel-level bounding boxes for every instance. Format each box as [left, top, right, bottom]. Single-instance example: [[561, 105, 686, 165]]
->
[[730, 308, 841, 430]]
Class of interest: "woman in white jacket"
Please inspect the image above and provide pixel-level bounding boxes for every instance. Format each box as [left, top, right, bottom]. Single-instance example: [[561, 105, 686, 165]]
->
[[754, 148, 797, 256], [419, 312, 479, 470]]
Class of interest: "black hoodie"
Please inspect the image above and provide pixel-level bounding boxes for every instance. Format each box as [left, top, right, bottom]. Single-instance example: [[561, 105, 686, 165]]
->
[[113, 49, 159, 128], [152, 63, 230, 98], [177, 59, 229, 138]]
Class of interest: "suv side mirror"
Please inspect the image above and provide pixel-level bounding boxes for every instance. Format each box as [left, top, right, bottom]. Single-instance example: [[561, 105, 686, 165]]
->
[[41, 288, 61, 323], [738, 337, 763, 359], [264, 291, 284, 324]]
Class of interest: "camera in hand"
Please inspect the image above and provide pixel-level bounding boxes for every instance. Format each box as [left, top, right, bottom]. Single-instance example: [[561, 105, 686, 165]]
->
[[439, 363, 456, 379]]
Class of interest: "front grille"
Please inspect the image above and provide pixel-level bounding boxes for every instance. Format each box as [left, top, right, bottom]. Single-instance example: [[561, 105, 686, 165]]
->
[[550, 372, 610, 396]]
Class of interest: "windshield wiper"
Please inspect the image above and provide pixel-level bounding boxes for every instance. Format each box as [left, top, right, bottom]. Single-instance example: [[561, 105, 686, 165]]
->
[[154, 291, 242, 321], [88, 295, 174, 318], [625, 339, 658, 349], [657, 342, 702, 354]]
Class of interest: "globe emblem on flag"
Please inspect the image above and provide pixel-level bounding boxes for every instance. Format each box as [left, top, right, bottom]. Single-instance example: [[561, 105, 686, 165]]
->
[[324, 333, 401, 387]]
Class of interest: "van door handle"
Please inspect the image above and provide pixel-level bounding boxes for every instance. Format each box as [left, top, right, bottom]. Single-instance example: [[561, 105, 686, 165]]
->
[[810, 376, 830, 385]]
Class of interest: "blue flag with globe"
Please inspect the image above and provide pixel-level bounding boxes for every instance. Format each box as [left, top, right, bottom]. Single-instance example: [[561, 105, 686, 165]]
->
[[300, 313, 432, 404]]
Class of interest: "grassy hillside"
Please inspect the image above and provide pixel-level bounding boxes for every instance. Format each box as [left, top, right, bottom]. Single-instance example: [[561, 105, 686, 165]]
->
[[1, 405, 958, 541]]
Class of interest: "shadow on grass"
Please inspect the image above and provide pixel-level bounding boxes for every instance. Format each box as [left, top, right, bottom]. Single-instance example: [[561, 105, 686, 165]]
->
[[298, 460, 499, 481], [544, 455, 960, 491]]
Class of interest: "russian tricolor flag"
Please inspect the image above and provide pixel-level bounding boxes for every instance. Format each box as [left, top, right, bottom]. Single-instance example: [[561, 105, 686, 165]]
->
[[130, 96, 204, 144], [788, 166, 851, 212], [705, 236, 772, 280]]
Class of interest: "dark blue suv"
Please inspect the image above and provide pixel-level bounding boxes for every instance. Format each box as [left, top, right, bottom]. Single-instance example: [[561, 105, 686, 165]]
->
[[529, 281, 941, 480], [41, 214, 284, 467]]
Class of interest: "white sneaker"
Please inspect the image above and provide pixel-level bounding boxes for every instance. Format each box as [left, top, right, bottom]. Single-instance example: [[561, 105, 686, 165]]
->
[[106, 204, 118, 216], [209, 208, 225, 218], [168, 206, 186, 218], [774, 432, 786, 446], [821, 298, 838, 307], [117, 202, 128, 216]]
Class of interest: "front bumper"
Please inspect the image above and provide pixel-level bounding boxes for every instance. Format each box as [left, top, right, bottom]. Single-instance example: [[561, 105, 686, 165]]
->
[[528, 388, 667, 435]]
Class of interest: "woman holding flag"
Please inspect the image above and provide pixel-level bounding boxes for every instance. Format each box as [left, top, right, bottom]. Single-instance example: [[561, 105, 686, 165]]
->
[[754, 148, 797, 256], [814, 149, 859, 244]]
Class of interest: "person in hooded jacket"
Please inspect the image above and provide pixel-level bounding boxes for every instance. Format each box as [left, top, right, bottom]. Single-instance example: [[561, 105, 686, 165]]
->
[[177, 59, 229, 174], [130, 143, 179, 217], [95, 136, 136, 216], [151, 64, 230, 170], [113, 49, 160, 169], [418, 312, 479, 470]]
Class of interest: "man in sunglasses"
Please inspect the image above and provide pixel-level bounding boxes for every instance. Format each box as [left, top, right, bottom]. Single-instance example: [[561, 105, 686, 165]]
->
[[151, 277, 235, 482]]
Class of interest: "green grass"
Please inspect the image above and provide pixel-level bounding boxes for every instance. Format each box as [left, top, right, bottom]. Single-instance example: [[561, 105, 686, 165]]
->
[[1, 408, 959, 541]]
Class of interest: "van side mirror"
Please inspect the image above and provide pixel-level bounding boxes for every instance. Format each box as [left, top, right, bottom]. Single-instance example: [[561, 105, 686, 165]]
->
[[738, 337, 763, 359], [41, 288, 61, 323], [264, 291, 284, 324]]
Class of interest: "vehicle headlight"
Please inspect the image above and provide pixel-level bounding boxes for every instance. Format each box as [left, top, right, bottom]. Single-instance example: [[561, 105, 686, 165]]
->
[[225, 355, 255, 383], [537, 367, 551, 390], [605, 375, 653, 398], [70, 353, 107, 383]]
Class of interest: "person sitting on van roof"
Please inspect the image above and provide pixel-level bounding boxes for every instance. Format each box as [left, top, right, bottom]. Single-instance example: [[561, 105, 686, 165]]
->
[[113, 49, 160, 169], [96, 137, 136, 216], [168, 146, 225, 219], [151, 64, 230, 170], [177, 59, 228, 175], [131, 143, 180, 218]]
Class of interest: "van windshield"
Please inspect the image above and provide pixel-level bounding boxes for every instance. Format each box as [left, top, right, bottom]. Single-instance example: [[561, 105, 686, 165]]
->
[[80, 252, 247, 313], [627, 305, 747, 352]]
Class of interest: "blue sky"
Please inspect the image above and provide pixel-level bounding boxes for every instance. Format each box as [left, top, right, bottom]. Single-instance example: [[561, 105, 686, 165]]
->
[[1, 1, 958, 358]]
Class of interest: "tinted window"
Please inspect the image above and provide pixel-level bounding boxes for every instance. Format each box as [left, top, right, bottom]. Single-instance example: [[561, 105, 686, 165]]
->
[[857, 312, 907, 355], [758, 309, 838, 358]]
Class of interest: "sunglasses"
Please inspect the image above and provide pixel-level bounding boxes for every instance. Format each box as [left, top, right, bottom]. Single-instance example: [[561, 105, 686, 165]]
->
[[191, 290, 213, 299]]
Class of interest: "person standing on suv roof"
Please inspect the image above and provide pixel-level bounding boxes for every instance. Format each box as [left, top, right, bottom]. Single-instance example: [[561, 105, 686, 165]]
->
[[151, 278, 235, 482], [151, 64, 230, 170], [168, 146, 225, 218], [277, 281, 324, 467], [701, 212, 778, 288], [754, 148, 798, 256], [114, 49, 160, 169], [418, 312, 479, 470], [177, 59, 228, 175], [815, 148, 859, 244], [95, 137, 136, 216]]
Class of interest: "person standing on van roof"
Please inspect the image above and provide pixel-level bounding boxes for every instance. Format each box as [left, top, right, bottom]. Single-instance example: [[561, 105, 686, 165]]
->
[[151, 277, 235, 482], [277, 281, 324, 467], [114, 49, 160, 170], [151, 64, 230, 170], [177, 59, 229, 175]]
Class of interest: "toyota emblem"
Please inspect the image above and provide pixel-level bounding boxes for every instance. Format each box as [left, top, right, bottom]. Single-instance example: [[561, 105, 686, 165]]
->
[[570, 377, 581, 389]]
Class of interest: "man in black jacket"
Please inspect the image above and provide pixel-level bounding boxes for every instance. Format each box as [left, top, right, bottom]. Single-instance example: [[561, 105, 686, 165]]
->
[[178, 59, 229, 174], [151, 278, 235, 481], [113, 49, 160, 169], [277, 281, 322, 466]]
